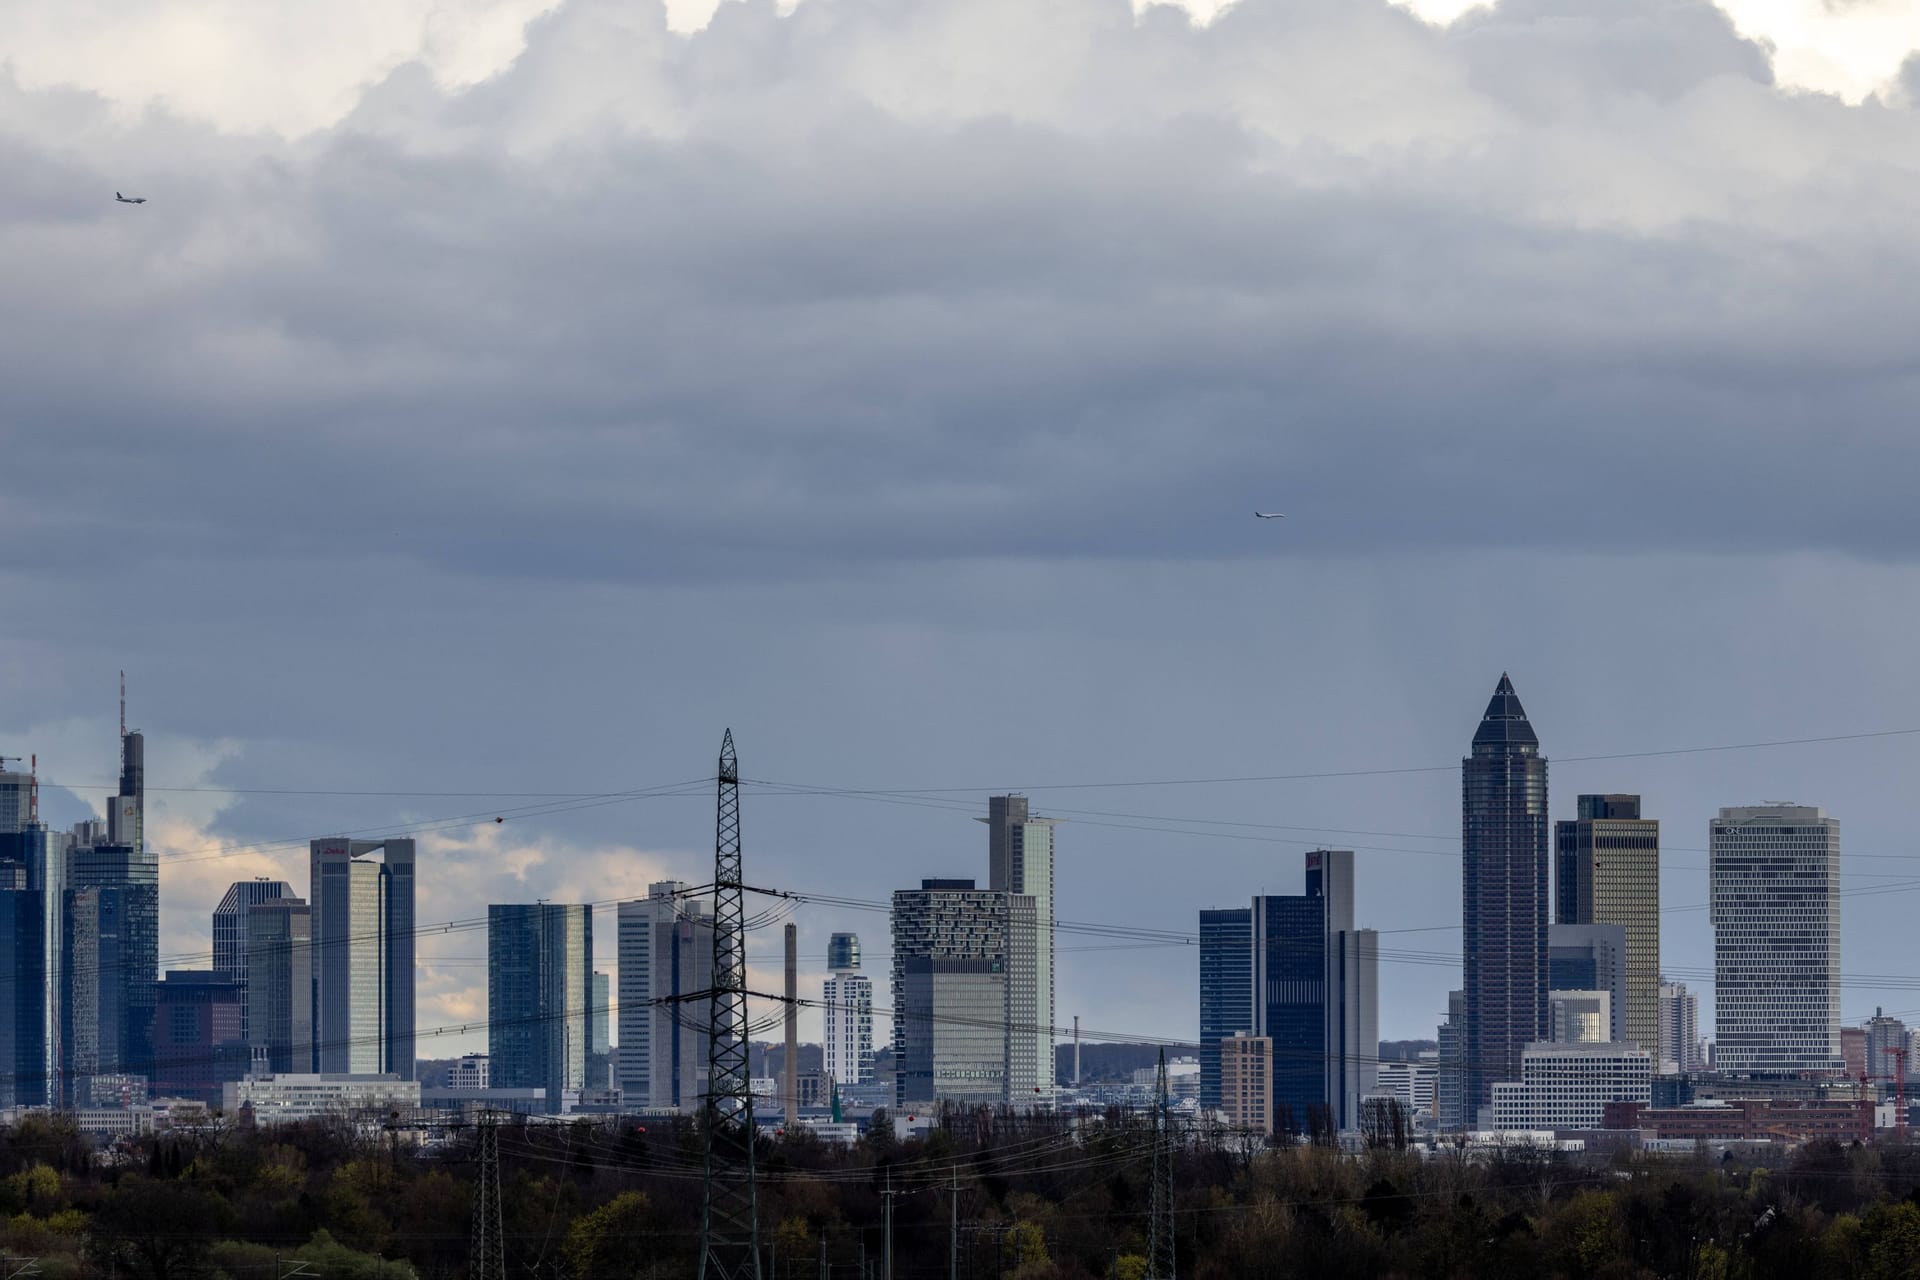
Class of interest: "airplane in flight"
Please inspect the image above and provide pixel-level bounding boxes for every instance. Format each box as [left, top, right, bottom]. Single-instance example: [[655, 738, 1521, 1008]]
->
[[114, 192, 146, 204], [1253, 511, 1286, 519]]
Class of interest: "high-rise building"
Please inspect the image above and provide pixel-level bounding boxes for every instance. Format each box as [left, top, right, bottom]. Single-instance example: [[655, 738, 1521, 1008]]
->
[[488, 903, 593, 1111], [309, 838, 416, 1078], [1556, 795, 1660, 1054], [1436, 989, 1467, 1131], [151, 971, 246, 1105], [616, 883, 713, 1111], [0, 766, 28, 836], [984, 796, 1057, 1105], [1252, 850, 1377, 1132], [822, 931, 874, 1087], [588, 972, 611, 1089], [1198, 907, 1254, 1111], [1462, 674, 1550, 1121], [213, 879, 292, 1045], [1710, 805, 1841, 1074], [69, 839, 156, 1078], [891, 878, 1038, 1108], [1867, 1008, 1909, 1087], [245, 899, 313, 1074], [1220, 1034, 1273, 1135], [1548, 923, 1627, 1043], [1842, 1026, 1868, 1081], [1658, 981, 1703, 1075], [0, 818, 67, 1107]]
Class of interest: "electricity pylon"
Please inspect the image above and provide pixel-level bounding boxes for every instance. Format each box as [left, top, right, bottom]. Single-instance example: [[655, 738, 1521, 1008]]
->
[[471, 1111, 505, 1280], [1147, 1049, 1176, 1280], [699, 730, 762, 1280]]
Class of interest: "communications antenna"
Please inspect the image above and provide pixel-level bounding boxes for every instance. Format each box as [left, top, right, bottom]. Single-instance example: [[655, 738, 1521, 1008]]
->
[[119, 671, 126, 738], [471, 1111, 505, 1280], [1148, 1048, 1176, 1280], [699, 729, 761, 1280]]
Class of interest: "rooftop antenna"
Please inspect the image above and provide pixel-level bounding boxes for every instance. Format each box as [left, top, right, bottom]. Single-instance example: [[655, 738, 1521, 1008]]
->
[[120, 670, 126, 738], [28, 755, 37, 824]]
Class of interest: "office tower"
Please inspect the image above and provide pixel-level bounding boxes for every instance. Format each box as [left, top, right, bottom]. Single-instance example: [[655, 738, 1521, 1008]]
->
[[488, 903, 592, 1112], [151, 971, 246, 1104], [822, 931, 874, 1087], [245, 899, 313, 1073], [1219, 1034, 1274, 1135], [1710, 805, 1842, 1073], [984, 796, 1057, 1105], [1436, 989, 1466, 1131], [1548, 923, 1628, 1043], [1842, 1027, 1868, 1081], [616, 882, 713, 1110], [213, 879, 292, 1044], [1556, 794, 1660, 1054], [1867, 1008, 1909, 1087], [1198, 907, 1254, 1112], [588, 972, 611, 1088], [1548, 990, 1611, 1044], [891, 878, 1038, 1108], [62, 887, 112, 1101], [310, 838, 416, 1077], [1462, 674, 1550, 1120], [1659, 981, 1702, 1075], [0, 817, 67, 1107], [1251, 850, 1378, 1132], [69, 840, 156, 1078], [0, 764, 27, 835], [1373, 1061, 1439, 1120]]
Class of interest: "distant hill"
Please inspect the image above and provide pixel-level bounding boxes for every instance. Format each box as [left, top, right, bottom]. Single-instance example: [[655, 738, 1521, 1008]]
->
[[1055, 1042, 1200, 1084]]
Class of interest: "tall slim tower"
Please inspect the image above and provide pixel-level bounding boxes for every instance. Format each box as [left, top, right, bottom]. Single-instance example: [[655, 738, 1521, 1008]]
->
[[617, 882, 714, 1110], [821, 932, 873, 1087], [1710, 804, 1841, 1073], [1197, 907, 1253, 1112], [310, 838, 416, 1077], [1556, 795, 1660, 1054], [1461, 674, 1549, 1121], [984, 796, 1057, 1104], [213, 879, 293, 1045]]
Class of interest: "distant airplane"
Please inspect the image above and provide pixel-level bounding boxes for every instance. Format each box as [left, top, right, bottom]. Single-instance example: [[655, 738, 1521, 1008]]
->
[[115, 192, 146, 204], [1253, 511, 1286, 519]]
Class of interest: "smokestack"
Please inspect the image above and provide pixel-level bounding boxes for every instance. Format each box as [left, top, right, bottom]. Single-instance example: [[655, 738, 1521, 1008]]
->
[[784, 923, 799, 1127]]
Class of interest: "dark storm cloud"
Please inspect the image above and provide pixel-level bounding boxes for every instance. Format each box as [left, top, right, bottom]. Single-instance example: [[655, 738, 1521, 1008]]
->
[[4, 0, 1918, 587]]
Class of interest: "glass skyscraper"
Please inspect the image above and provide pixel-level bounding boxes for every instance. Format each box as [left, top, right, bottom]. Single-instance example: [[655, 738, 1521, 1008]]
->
[[822, 931, 874, 1087], [617, 883, 714, 1111], [213, 878, 293, 1045], [985, 796, 1057, 1104], [488, 903, 593, 1111], [1198, 907, 1253, 1111], [309, 838, 415, 1077], [1462, 674, 1549, 1122]]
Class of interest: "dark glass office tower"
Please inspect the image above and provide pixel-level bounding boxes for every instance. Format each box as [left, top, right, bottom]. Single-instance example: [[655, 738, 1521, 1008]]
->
[[1198, 908, 1253, 1110], [70, 841, 156, 1078], [1462, 674, 1549, 1122], [488, 903, 592, 1112]]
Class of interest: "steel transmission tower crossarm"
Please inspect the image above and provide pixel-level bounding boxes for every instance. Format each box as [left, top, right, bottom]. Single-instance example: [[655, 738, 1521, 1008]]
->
[[700, 730, 762, 1280]]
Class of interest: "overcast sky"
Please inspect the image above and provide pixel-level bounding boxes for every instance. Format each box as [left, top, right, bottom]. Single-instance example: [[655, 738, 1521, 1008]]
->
[[7, 0, 1920, 1059]]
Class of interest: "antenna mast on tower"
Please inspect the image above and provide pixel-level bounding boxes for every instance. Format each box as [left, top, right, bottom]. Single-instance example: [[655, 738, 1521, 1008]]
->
[[120, 671, 126, 738], [28, 755, 37, 824]]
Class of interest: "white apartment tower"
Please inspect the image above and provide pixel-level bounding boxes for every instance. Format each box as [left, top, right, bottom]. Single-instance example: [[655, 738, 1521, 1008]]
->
[[1658, 981, 1704, 1075], [1710, 805, 1842, 1073], [984, 796, 1057, 1105], [821, 932, 873, 1086]]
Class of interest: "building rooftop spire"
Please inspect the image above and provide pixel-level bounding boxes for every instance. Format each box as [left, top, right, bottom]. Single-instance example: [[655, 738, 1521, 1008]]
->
[[1472, 672, 1539, 751]]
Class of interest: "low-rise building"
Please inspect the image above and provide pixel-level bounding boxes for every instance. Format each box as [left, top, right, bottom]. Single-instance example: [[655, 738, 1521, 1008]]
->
[[446, 1055, 490, 1090], [1488, 1042, 1650, 1132], [1603, 1098, 1874, 1144], [223, 1073, 421, 1126]]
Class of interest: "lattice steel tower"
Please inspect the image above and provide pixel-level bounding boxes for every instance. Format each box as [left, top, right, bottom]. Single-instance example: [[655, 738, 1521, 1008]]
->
[[470, 1111, 505, 1280], [1148, 1048, 1175, 1280], [699, 730, 762, 1280]]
